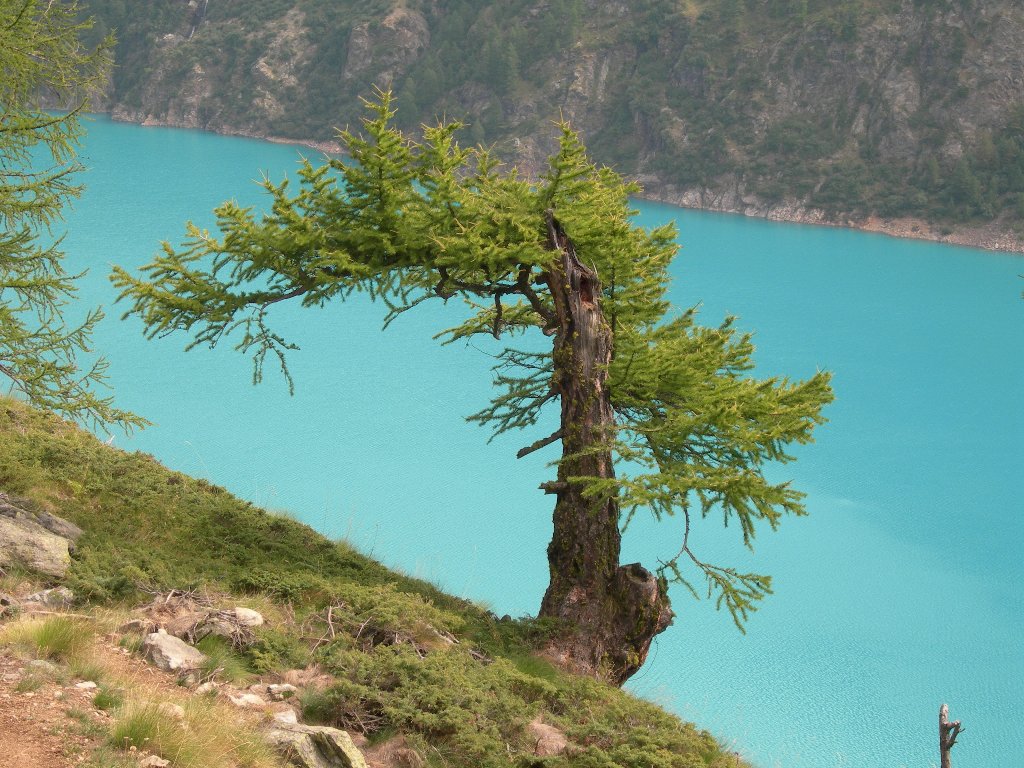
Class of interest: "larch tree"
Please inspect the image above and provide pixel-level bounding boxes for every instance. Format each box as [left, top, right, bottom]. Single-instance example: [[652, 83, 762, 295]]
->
[[112, 92, 833, 685], [0, 0, 142, 431]]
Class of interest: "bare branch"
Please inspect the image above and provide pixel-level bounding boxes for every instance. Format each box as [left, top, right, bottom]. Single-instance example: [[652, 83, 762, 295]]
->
[[516, 429, 563, 459], [493, 292, 503, 339], [540, 481, 568, 494]]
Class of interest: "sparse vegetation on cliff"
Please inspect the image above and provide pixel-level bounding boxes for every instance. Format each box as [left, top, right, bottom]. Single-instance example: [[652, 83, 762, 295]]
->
[[80, 0, 1024, 235]]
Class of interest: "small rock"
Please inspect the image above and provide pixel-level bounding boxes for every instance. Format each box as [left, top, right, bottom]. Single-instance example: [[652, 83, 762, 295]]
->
[[156, 702, 186, 721], [271, 706, 299, 725], [25, 587, 74, 607], [0, 495, 81, 578], [138, 756, 170, 767], [74, 681, 98, 690], [267, 683, 298, 701], [119, 618, 154, 635], [26, 659, 59, 676], [527, 717, 569, 757], [195, 682, 218, 695], [227, 692, 266, 708], [233, 607, 264, 627]]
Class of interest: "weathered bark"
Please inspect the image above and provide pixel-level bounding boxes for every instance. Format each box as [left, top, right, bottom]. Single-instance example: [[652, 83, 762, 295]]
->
[[537, 211, 672, 686], [939, 703, 963, 768]]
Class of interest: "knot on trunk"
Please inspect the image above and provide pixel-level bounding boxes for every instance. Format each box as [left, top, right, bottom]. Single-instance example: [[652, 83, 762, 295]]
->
[[607, 563, 674, 683], [540, 563, 673, 687]]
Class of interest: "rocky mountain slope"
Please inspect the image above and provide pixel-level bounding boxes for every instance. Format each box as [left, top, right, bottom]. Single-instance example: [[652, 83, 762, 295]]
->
[[80, 0, 1024, 238]]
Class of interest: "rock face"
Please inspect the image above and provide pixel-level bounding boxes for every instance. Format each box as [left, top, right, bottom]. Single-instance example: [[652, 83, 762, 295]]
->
[[142, 629, 207, 674], [343, 7, 429, 87], [265, 724, 368, 768], [0, 493, 82, 578], [86, 0, 1024, 235]]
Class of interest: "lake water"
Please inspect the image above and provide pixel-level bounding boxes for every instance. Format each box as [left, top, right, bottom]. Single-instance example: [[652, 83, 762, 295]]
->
[[58, 116, 1022, 767]]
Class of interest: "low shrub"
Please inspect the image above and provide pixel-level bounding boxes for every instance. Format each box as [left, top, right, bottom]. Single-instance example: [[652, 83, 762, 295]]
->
[[244, 627, 307, 674]]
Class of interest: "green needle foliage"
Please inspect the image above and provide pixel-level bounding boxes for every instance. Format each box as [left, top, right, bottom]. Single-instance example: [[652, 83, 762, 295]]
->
[[0, 0, 143, 433], [112, 90, 832, 632]]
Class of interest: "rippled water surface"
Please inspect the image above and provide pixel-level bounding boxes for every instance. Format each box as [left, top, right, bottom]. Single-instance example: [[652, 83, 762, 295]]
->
[[59, 116, 1023, 767]]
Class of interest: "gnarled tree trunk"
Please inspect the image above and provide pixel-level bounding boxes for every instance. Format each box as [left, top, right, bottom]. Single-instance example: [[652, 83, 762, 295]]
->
[[537, 212, 672, 686]]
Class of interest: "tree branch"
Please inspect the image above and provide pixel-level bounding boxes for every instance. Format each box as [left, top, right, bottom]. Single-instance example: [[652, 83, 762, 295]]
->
[[258, 285, 308, 308], [540, 481, 568, 494], [516, 429, 563, 459], [493, 292, 503, 339], [516, 265, 555, 330]]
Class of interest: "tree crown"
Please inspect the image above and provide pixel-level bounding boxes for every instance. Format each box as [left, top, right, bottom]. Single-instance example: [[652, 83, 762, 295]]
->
[[113, 91, 832, 626]]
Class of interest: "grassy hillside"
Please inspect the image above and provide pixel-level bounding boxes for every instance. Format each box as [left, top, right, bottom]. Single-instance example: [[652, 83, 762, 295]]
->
[[79, 0, 1024, 231], [0, 396, 746, 768]]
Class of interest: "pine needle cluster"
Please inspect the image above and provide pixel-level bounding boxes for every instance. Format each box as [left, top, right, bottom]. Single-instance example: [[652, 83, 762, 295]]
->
[[0, 0, 143, 432]]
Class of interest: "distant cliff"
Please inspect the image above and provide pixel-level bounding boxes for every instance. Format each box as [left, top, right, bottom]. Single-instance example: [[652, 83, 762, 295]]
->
[[81, 0, 1024, 248]]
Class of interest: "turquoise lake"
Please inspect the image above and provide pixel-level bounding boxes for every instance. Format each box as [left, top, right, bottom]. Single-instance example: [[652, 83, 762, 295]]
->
[[55, 116, 1022, 767]]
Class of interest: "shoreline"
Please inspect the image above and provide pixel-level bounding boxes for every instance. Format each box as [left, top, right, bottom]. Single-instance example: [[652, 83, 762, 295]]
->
[[109, 113, 1024, 256], [636, 184, 1024, 256]]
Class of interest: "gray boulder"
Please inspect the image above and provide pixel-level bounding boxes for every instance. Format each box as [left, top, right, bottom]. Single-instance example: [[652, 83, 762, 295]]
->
[[0, 493, 81, 578], [0, 493, 83, 541], [527, 717, 570, 757], [265, 724, 368, 768], [142, 629, 207, 674]]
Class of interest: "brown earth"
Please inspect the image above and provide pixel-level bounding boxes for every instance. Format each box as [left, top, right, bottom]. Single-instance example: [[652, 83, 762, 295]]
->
[[0, 651, 110, 767]]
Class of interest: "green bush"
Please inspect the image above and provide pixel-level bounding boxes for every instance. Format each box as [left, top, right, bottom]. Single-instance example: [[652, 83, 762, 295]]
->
[[244, 627, 308, 674]]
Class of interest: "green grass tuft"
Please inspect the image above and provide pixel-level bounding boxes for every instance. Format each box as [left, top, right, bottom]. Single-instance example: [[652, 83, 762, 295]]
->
[[0, 615, 94, 662], [195, 635, 252, 685], [14, 674, 45, 693], [110, 698, 278, 768], [93, 685, 125, 711]]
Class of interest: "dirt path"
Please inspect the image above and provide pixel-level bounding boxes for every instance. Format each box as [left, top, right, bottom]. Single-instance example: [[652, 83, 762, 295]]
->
[[0, 653, 106, 767]]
